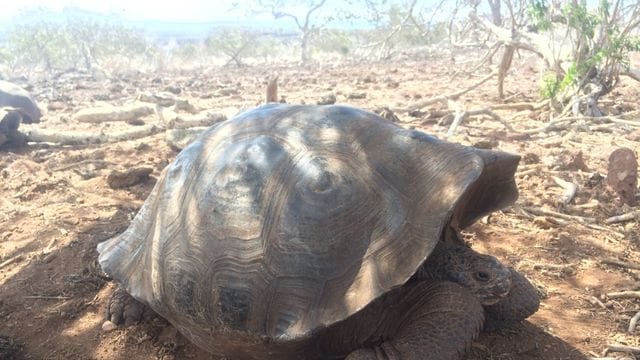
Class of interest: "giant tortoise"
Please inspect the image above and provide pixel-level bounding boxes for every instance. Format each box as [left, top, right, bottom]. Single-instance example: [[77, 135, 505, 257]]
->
[[98, 104, 539, 359]]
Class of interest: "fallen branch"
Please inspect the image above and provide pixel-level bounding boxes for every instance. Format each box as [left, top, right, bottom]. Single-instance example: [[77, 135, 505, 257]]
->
[[0, 254, 24, 269], [552, 176, 578, 205], [24, 125, 163, 145], [621, 68, 640, 82], [23, 295, 71, 300], [523, 206, 595, 223], [444, 106, 516, 138], [629, 310, 640, 333], [72, 102, 155, 123], [405, 70, 498, 112], [606, 291, 640, 300], [587, 296, 607, 309], [605, 211, 640, 224], [604, 344, 640, 356], [168, 112, 226, 129], [52, 159, 108, 172], [165, 127, 209, 150], [490, 100, 548, 111], [533, 262, 578, 273], [601, 258, 640, 271]]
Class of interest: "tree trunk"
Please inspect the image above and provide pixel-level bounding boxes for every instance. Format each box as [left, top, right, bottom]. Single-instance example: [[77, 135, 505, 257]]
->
[[300, 32, 310, 64]]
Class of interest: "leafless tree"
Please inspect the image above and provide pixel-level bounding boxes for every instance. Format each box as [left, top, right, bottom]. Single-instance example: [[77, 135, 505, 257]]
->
[[259, 0, 329, 63]]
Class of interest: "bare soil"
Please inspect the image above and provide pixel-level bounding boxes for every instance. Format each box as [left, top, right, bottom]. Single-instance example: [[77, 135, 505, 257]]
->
[[1, 53, 639, 360]]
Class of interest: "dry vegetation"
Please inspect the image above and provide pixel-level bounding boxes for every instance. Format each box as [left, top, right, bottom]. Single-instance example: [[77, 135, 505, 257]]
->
[[1, 1, 640, 359]]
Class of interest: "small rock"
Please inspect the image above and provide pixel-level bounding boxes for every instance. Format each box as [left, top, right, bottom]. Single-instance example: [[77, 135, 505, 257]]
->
[[102, 320, 118, 332], [214, 88, 238, 97], [109, 83, 124, 93], [361, 75, 375, 83], [47, 101, 66, 111], [164, 85, 181, 95], [606, 147, 637, 205], [174, 99, 198, 114], [165, 128, 207, 151], [126, 119, 145, 126], [317, 94, 336, 105], [107, 167, 153, 189], [373, 107, 399, 123], [347, 92, 367, 100], [523, 153, 541, 164], [386, 80, 399, 88], [584, 172, 604, 188], [557, 151, 589, 172], [473, 139, 498, 150]]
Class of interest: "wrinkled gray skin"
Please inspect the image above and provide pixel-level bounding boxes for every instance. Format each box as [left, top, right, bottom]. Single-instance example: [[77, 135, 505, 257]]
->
[[107, 237, 539, 360]]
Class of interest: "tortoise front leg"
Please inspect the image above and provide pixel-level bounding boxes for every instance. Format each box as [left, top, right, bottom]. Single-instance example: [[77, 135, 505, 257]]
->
[[105, 286, 148, 326], [483, 268, 540, 331], [345, 281, 484, 360]]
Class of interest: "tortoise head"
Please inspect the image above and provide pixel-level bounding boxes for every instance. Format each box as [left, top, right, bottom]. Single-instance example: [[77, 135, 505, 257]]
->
[[422, 242, 512, 306]]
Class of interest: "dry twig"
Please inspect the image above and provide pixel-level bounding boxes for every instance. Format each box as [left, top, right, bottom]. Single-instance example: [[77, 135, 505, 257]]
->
[[587, 296, 608, 309], [0, 255, 24, 269]]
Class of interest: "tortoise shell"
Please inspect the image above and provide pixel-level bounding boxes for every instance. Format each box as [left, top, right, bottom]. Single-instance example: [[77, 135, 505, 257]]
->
[[98, 104, 519, 353]]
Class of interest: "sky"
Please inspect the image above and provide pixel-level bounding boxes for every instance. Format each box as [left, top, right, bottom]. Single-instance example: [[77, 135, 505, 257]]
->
[[1, 0, 254, 23]]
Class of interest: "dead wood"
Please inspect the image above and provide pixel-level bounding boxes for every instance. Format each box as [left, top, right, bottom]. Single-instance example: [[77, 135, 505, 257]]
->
[[605, 211, 640, 224], [490, 101, 548, 111], [533, 262, 578, 274], [168, 112, 226, 129], [165, 127, 209, 151], [552, 176, 577, 205], [23, 295, 71, 300], [404, 70, 498, 112], [629, 310, 640, 333], [52, 159, 109, 172], [497, 45, 515, 99], [604, 344, 640, 356], [621, 68, 640, 82], [523, 206, 595, 224], [106, 167, 153, 189], [23, 125, 163, 145], [606, 291, 640, 300], [602, 258, 640, 271], [587, 296, 608, 309], [72, 102, 155, 123], [445, 106, 516, 138], [266, 76, 278, 103], [0, 254, 24, 269]]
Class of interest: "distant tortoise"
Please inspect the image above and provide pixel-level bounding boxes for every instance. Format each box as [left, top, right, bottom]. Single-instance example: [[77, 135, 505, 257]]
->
[[98, 104, 539, 359], [0, 80, 41, 124], [0, 80, 41, 149]]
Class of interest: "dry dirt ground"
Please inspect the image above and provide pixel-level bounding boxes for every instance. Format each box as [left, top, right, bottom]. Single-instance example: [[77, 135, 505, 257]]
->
[[1, 53, 639, 360]]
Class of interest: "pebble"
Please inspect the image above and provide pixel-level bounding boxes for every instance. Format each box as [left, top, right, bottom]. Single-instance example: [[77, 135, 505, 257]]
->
[[101, 320, 117, 332]]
